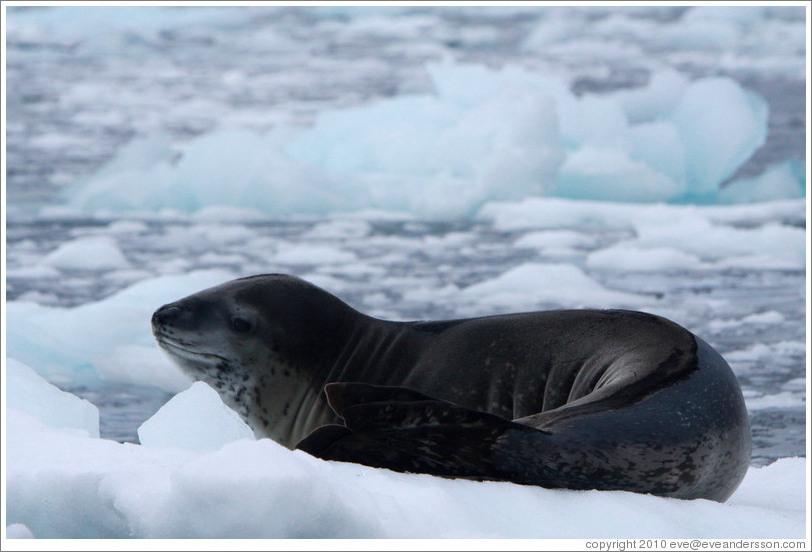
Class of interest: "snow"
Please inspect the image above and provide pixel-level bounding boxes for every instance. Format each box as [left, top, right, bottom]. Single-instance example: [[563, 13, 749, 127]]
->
[[3, 364, 807, 539]]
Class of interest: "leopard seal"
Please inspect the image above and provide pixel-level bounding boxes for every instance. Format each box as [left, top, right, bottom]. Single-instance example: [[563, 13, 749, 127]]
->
[[151, 273, 751, 501]]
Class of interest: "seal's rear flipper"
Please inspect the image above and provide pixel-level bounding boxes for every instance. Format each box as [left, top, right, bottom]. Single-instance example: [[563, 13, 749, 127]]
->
[[296, 382, 540, 479]]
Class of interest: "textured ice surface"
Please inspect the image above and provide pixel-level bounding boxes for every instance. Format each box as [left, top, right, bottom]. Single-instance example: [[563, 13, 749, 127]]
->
[[138, 382, 254, 452], [6, 359, 100, 438], [3, 366, 807, 539]]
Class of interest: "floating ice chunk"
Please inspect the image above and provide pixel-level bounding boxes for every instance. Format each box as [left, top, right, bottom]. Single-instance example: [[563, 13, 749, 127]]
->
[[706, 318, 743, 333], [106, 220, 149, 235], [781, 378, 805, 391], [555, 145, 682, 203], [6, 6, 258, 54], [5, 524, 35, 539], [612, 70, 689, 123], [481, 196, 806, 235], [668, 77, 768, 199], [479, 196, 640, 231], [718, 160, 805, 204], [65, 60, 571, 218], [190, 205, 269, 223], [5, 269, 234, 386], [654, 6, 768, 51], [586, 245, 702, 272], [726, 341, 805, 366], [61, 55, 787, 215], [461, 262, 645, 310], [746, 392, 805, 411], [628, 120, 685, 190], [287, 71, 565, 216], [635, 219, 804, 266], [5, 264, 61, 280], [273, 243, 358, 265], [684, 6, 766, 26], [708, 311, 785, 334], [304, 218, 372, 239], [557, 94, 629, 149], [741, 311, 785, 325], [514, 230, 596, 251], [41, 236, 130, 271], [67, 129, 350, 216], [725, 344, 773, 364], [522, 10, 587, 49], [67, 134, 177, 212], [138, 382, 254, 452], [95, 344, 193, 393], [193, 224, 255, 246], [712, 254, 805, 271], [6, 358, 100, 438], [426, 59, 569, 109], [657, 18, 741, 50]]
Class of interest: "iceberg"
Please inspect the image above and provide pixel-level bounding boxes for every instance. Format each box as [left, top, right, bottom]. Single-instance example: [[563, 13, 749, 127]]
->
[[63, 60, 790, 218]]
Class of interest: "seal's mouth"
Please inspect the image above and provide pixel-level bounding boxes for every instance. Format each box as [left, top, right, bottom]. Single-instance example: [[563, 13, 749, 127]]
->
[[155, 335, 228, 365]]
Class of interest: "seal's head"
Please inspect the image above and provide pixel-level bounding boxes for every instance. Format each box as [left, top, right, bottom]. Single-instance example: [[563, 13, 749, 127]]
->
[[151, 274, 355, 446]]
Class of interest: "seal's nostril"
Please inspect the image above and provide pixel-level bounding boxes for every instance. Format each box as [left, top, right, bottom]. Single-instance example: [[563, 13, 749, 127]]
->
[[153, 305, 183, 326]]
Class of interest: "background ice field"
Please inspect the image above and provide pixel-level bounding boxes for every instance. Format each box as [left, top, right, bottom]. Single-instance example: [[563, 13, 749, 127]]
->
[[3, 4, 808, 541]]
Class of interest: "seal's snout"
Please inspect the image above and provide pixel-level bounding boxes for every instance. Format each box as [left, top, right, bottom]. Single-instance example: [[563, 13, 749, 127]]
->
[[152, 304, 184, 330]]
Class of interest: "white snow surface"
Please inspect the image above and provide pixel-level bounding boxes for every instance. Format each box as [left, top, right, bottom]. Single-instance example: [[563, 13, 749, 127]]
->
[[3, 361, 806, 540]]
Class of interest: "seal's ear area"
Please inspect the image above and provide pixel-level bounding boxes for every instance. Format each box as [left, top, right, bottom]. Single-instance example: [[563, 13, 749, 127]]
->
[[322, 382, 436, 418]]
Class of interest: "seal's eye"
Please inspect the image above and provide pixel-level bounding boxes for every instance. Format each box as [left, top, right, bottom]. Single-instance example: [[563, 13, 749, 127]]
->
[[230, 316, 254, 335]]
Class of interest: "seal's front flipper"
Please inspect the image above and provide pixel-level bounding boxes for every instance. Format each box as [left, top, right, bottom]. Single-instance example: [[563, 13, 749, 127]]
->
[[322, 381, 436, 418], [295, 424, 351, 456], [296, 382, 539, 479]]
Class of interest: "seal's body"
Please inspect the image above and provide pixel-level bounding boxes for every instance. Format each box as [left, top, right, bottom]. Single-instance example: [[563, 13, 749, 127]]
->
[[152, 274, 751, 501]]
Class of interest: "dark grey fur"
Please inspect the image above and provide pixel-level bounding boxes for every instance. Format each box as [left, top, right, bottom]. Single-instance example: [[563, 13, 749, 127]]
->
[[152, 274, 751, 501]]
